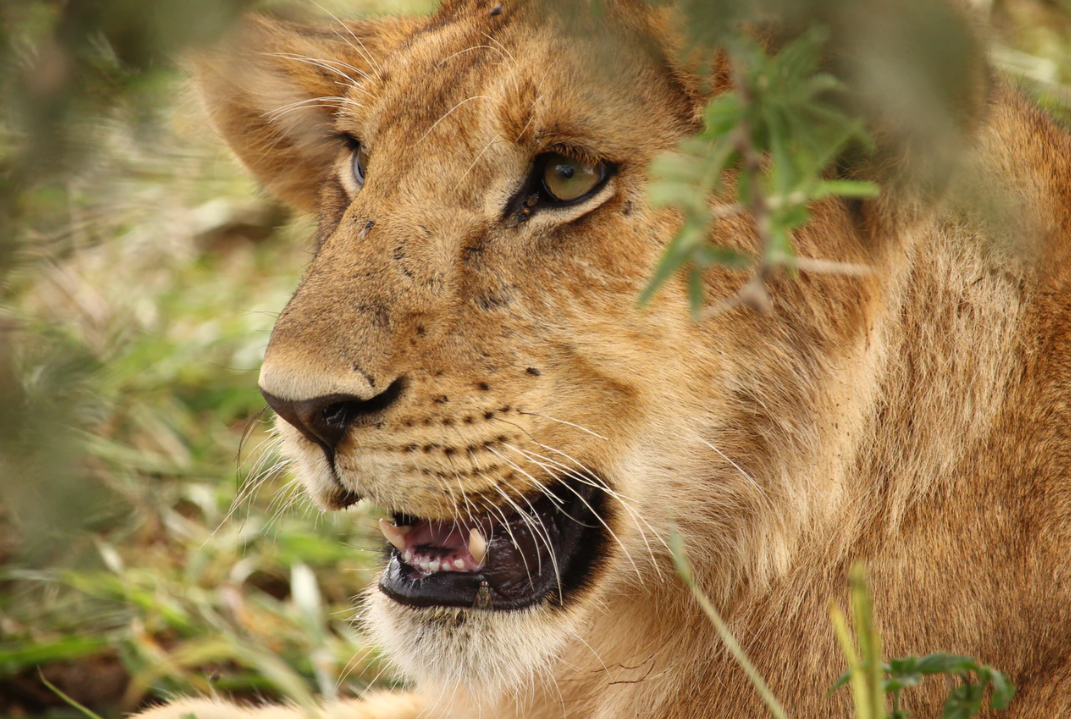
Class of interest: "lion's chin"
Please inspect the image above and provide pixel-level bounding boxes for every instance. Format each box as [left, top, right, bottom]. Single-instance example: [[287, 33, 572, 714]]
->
[[363, 589, 579, 693]]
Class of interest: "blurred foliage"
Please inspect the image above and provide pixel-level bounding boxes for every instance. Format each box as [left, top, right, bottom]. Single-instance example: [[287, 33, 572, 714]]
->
[[641, 28, 878, 315], [641, 0, 1071, 315], [0, 0, 1067, 716], [0, 94, 400, 714], [0, 0, 431, 715]]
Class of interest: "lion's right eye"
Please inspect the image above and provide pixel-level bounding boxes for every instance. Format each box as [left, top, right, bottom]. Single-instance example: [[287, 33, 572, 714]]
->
[[352, 143, 369, 187]]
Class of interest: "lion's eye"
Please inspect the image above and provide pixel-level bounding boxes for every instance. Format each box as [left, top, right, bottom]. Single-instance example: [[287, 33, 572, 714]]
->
[[540, 153, 605, 203], [352, 143, 369, 187]]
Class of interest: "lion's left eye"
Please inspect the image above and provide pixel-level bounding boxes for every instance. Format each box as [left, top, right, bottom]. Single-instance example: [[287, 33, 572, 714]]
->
[[352, 143, 369, 187]]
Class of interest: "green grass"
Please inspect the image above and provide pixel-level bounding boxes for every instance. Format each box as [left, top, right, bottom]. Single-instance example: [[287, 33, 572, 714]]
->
[[0, 7, 419, 711]]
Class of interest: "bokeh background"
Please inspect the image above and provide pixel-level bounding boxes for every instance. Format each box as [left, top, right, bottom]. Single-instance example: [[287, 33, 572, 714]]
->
[[0, 0, 1068, 716]]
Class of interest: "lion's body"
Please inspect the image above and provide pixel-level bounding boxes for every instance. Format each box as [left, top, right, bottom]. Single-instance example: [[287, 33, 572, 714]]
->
[[143, 1, 1071, 717]]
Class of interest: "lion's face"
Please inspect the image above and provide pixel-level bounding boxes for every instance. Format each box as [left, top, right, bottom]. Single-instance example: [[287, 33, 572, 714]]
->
[[197, 0, 876, 697]]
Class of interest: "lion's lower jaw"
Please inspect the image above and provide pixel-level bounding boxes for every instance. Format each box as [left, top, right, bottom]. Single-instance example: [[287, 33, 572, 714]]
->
[[363, 589, 576, 698]]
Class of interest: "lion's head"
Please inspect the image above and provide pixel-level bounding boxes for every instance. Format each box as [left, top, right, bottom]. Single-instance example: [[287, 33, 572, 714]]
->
[[193, 0, 991, 705]]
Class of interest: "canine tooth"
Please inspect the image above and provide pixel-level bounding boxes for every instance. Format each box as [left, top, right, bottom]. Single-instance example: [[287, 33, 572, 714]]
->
[[453, 558, 466, 570], [403, 549, 413, 564], [379, 519, 408, 552], [469, 528, 487, 564], [429, 559, 441, 572]]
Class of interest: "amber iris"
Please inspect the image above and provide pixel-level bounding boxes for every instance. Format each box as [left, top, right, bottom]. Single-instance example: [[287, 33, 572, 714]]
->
[[541, 153, 604, 202]]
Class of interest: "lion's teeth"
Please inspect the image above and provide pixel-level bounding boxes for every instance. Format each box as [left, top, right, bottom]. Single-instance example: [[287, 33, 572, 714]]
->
[[469, 528, 487, 564], [429, 559, 441, 572], [379, 518, 409, 552], [453, 558, 466, 570], [403, 549, 413, 564]]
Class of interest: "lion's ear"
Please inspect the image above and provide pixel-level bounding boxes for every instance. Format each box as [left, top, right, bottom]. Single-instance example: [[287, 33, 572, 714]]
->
[[192, 15, 414, 213]]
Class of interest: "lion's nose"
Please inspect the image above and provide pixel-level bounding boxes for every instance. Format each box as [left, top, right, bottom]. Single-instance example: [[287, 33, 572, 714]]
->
[[261, 378, 405, 453]]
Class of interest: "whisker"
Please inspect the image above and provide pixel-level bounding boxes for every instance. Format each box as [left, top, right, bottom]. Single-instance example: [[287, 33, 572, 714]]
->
[[413, 95, 491, 146], [475, 480, 537, 586], [700, 438, 776, 514], [496, 443, 645, 583], [310, 1, 384, 80], [454, 135, 504, 191], [517, 410, 608, 440], [482, 455, 565, 599], [262, 52, 366, 90], [490, 419, 669, 575], [264, 95, 348, 120]]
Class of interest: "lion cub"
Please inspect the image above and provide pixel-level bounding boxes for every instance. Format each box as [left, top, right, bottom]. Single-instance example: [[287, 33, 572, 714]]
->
[[144, 0, 1071, 716]]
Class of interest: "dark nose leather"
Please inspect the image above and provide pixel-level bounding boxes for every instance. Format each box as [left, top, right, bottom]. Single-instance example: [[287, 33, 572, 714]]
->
[[261, 378, 404, 455]]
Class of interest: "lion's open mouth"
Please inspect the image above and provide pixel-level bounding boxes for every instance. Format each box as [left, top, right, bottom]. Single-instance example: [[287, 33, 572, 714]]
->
[[377, 476, 608, 611]]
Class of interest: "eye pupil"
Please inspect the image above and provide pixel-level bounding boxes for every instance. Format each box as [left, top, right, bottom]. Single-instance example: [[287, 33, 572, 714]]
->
[[558, 164, 575, 180]]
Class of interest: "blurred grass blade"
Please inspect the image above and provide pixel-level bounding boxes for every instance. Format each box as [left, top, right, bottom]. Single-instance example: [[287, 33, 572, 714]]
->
[[849, 565, 886, 719], [669, 529, 789, 719], [39, 670, 106, 719], [830, 601, 872, 719]]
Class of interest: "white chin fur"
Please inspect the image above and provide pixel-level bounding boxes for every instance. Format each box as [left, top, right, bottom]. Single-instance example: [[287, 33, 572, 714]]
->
[[363, 588, 576, 697]]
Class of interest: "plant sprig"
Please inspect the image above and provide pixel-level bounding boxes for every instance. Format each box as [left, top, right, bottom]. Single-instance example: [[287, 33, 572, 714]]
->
[[830, 565, 1015, 719], [641, 28, 879, 317]]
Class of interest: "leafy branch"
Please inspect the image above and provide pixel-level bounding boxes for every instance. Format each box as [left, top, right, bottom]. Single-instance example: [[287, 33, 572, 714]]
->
[[641, 28, 879, 317], [830, 565, 1015, 719]]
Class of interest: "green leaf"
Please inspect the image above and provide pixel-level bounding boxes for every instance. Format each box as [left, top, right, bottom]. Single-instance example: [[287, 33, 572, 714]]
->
[[0, 636, 111, 673], [648, 179, 700, 207], [886, 657, 916, 674], [638, 227, 699, 306], [693, 245, 753, 269], [704, 95, 744, 137], [884, 675, 921, 692], [987, 669, 1016, 710], [829, 668, 852, 694], [914, 654, 977, 675], [943, 681, 985, 719], [687, 265, 705, 314], [775, 204, 811, 232], [812, 179, 881, 200], [768, 226, 796, 263]]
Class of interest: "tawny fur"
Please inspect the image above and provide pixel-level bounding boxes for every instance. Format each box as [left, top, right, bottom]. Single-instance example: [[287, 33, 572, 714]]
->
[[145, 1, 1071, 717]]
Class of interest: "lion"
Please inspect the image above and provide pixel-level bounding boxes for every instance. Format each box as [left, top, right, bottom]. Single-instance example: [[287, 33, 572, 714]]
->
[[140, 0, 1071, 717]]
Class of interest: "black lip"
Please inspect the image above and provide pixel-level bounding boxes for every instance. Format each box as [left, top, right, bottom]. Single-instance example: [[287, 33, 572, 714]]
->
[[378, 475, 610, 611]]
